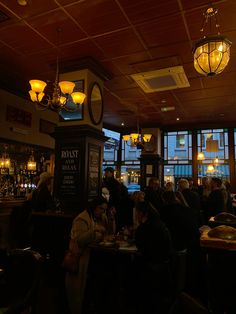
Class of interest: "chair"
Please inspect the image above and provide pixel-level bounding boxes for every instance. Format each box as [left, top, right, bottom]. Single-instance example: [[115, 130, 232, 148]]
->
[[0, 248, 43, 314]]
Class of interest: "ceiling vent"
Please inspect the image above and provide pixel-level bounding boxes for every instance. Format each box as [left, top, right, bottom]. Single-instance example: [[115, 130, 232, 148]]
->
[[130, 65, 190, 93]]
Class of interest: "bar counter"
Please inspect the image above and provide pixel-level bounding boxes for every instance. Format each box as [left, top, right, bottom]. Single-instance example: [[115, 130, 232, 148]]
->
[[0, 198, 25, 249]]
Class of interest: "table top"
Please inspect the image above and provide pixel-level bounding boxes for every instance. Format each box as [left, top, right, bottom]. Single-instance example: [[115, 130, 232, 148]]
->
[[89, 240, 138, 255]]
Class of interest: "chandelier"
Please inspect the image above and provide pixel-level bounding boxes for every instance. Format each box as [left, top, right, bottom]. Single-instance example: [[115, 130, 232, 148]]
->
[[29, 29, 86, 112], [193, 7, 232, 76], [122, 106, 153, 149], [123, 133, 152, 149]]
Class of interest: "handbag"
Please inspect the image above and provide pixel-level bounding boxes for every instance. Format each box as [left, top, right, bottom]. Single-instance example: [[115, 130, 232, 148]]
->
[[61, 250, 79, 274]]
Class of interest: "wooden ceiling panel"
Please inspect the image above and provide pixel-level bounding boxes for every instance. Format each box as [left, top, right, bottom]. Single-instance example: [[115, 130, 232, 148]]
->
[[111, 51, 151, 75], [118, 0, 180, 24], [149, 41, 193, 64], [136, 14, 189, 48], [0, 22, 52, 53], [93, 29, 145, 58], [25, 9, 87, 45], [60, 39, 106, 61], [0, 0, 58, 19], [0, 0, 235, 129], [65, 0, 129, 36], [180, 0, 220, 11], [105, 76, 136, 91]]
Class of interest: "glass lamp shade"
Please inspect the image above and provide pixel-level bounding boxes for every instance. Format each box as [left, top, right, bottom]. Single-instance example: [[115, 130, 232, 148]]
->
[[59, 81, 75, 94], [29, 80, 47, 93], [27, 161, 36, 171], [59, 96, 66, 106], [0, 157, 10, 168], [193, 36, 231, 76], [207, 164, 215, 173], [130, 133, 139, 141], [197, 152, 205, 161], [214, 157, 219, 164], [123, 135, 130, 142], [71, 92, 86, 104], [143, 134, 152, 142]]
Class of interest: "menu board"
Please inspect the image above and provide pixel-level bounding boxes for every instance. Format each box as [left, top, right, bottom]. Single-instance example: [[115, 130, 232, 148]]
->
[[88, 145, 100, 196], [59, 147, 80, 196]]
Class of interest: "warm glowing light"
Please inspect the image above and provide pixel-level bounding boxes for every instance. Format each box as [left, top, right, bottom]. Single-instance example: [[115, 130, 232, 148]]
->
[[197, 152, 205, 161], [29, 80, 47, 93], [123, 135, 130, 142], [143, 134, 152, 142], [58, 81, 75, 94], [207, 164, 215, 173], [71, 92, 86, 105]]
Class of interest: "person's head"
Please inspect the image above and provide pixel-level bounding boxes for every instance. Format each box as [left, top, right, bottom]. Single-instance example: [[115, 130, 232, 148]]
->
[[202, 177, 209, 187], [37, 172, 52, 189], [135, 201, 159, 224], [177, 178, 189, 191], [210, 177, 222, 190], [130, 191, 145, 204], [104, 167, 115, 180], [165, 181, 174, 191], [88, 196, 108, 219], [102, 187, 110, 202], [188, 178, 194, 187], [148, 177, 160, 190]]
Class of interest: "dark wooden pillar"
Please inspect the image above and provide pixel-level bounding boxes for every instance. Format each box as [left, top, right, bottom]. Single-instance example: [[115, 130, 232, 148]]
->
[[139, 154, 163, 190], [52, 125, 107, 213], [228, 128, 236, 192]]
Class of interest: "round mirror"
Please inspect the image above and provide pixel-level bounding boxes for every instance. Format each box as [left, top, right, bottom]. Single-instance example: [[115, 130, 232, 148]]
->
[[88, 82, 103, 125]]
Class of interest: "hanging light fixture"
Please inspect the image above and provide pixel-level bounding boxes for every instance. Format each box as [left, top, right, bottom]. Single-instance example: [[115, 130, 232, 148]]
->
[[207, 164, 215, 173], [193, 7, 232, 76], [197, 152, 205, 161], [0, 147, 10, 170], [29, 28, 86, 112], [213, 156, 219, 165], [122, 107, 152, 149], [27, 151, 37, 172]]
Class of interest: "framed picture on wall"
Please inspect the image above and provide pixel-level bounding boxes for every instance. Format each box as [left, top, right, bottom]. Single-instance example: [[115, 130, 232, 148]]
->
[[88, 144, 101, 197]]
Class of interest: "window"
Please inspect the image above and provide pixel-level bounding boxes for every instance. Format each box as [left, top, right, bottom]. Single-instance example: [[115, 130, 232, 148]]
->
[[176, 135, 185, 148]]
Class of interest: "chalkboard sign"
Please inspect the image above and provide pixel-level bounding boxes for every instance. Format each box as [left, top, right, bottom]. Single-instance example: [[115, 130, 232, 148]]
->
[[88, 144, 100, 196], [58, 147, 80, 196]]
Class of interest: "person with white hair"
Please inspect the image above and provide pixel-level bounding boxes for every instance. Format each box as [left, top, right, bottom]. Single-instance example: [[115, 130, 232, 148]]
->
[[31, 172, 55, 212]]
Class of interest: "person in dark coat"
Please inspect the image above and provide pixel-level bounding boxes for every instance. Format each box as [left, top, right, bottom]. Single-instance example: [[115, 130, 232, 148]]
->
[[177, 178, 202, 227], [205, 177, 225, 220], [31, 172, 55, 212], [144, 177, 164, 211], [133, 201, 173, 314], [102, 167, 132, 231], [161, 191, 206, 303]]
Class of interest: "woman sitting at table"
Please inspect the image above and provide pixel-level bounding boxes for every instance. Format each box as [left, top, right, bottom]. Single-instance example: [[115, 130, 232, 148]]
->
[[65, 196, 107, 314], [133, 201, 173, 314]]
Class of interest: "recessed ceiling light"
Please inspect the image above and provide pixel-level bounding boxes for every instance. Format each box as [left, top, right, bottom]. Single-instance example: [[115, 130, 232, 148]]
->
[[161, 106, 175, 112], [161, 99, 167, 103], [121, 122, 124, 126], [176, 117, 180, 121]]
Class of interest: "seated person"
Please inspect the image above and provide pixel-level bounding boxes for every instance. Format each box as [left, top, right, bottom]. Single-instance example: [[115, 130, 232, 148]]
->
[[65, 196, 107, 314], [133, 201, 173, 314]]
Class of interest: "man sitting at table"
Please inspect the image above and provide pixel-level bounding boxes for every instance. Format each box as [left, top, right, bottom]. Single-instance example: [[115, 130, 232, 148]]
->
[[133, 201, 173, 314]]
